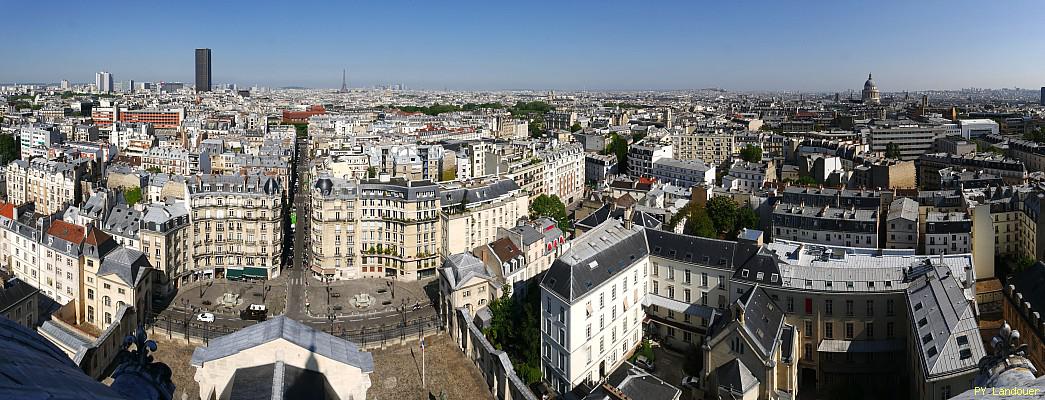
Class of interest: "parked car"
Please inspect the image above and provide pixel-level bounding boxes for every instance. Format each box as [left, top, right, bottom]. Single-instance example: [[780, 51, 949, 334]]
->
[[635, 355, 655, 371], [240, 304, 268, 321], [681, 376, 700, 388], [196, 312, 215, 323], [331, 292, 341, 298]]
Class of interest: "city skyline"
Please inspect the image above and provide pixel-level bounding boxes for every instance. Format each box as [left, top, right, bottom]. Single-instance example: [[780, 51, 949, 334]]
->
[[3, 0, 1045, 91]]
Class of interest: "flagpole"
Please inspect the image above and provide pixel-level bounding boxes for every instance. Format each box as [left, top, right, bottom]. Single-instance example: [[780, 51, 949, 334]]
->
[[421, 338, 427, 389]]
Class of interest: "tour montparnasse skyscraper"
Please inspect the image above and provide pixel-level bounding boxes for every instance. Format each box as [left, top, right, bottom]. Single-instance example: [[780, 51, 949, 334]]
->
[[195, 48, 211, 92]]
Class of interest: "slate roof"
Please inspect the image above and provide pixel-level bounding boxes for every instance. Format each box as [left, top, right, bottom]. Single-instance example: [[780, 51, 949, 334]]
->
[[97, 247, 150, 286], [0, 278, 39, 313], [906, 262, 983, 379], [442, 252, 495, 290], [541, 219, 647, 303], [715, 359, 759, 396], [1010, 262, 1045, 315], [887, 197, 919, 222], [227, 362, 337, 400], [103, 204, 142, 239], [737, 286, 786, 358], [0, 317, 124, 399], [191, 316, 374, 373], [439, 179, 521, 207]]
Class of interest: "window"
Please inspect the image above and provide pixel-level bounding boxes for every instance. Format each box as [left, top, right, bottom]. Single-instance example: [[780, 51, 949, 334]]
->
[[684, 269, 691, 284], [866, 300, 874, 317], [804, 320, 812, 337], [787, 297, 794, 312], [845, 300, 854, 317], [887, 322, 895, 339], [825, 322, 833, 339], [886, 299, 895, 316], [103, 296, 111, 307], [805, 298, 812, 314], [866, 322, 874, 339], [105, 312, 112, 325], [825, 300, 833, 315], [87, 289, 94, 300], [845, 323, 854, 339], [684, 289, 691, 303], [804, 343, 813, 359]]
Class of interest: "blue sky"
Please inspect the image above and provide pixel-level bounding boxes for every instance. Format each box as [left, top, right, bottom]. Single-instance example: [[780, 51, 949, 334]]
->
[[3, 0, 1044, 91]]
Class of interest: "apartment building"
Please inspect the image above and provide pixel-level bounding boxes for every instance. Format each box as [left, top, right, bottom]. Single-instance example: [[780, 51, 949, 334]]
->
[[651, 158, 715, 188], [540, 143, 585, 205], [539, 220, 648, 394], [141, 147, 193, 175], [722, 160, 775, 192], [186, 174, 284, 280], [478, 217, 567, 296], [627, 141, 672, 178], [19, 124, 64, 159], [311, 175, 441, 281], [672, 128, 735, 165], [140, 201, 190, 294], [5, 158, 86, 215], [917, 152, 1027, 189], [885, 197, 918, 250], [924, 211, 972, 255], [771, 203, 879, 248], [439, 179, 528, 256]]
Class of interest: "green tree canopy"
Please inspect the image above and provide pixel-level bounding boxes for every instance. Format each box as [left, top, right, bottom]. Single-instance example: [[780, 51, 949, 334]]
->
[[124, 187, 143, 206], [530, 194, 570, 232], [706, 196, 738, 236], [885, 142, 902, 159], [683, 206, 717, 238], [736, 206, 759, 234], [0, 135, 19, 164], [739, 145, 763, 162], [569, 122, 582, 133], [604, 133, 630, 173]]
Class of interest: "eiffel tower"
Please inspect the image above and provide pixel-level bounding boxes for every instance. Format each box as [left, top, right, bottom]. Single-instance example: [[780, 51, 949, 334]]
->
[[339, 69, 348, 93]]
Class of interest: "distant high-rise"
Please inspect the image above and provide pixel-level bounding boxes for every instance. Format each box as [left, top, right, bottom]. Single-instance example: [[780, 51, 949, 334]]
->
[[60, 80, 70, 90], [1040, 87, 1044, 106], [95, 71, 113, 93], [340, 69, 348, 93], [195, 48, 212, 92]]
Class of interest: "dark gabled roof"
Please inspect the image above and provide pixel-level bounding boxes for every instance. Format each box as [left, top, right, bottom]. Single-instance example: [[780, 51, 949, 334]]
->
[[228, 362, 337, 400], [1010, 262, 1045, 318], [576, 203, 614, 230], [489, 237, 523, 263], [731, 243, 783, 286], [645, 229, 736, 267], [0, 278, 39, 313], [737, 286, 786, 358], [97, 247, 150, 287], [715, 359, 759, 395], [541, 220, 648, 302]]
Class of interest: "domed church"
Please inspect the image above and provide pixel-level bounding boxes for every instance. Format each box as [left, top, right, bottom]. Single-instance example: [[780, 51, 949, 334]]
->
[[862, 73, 881, 104]]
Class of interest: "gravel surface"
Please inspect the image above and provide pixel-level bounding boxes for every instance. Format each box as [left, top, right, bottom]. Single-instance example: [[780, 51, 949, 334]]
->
[[369, 333, 493, 400]]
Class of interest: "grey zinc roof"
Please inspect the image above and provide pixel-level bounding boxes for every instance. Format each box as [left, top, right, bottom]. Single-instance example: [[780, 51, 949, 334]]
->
[[440, 179, 520, 207], [442, 252, 495, 290], [887, 197, 919, 222], [0, 278, 40, 313], [906, 262, 983, 379], [103, 204, 142, 239], [97, 247, 150, 286], [737, 286, 786, 358], [541, 219, 648, 303], [715, 359, 759, 396], [191, 316, 374, 373]]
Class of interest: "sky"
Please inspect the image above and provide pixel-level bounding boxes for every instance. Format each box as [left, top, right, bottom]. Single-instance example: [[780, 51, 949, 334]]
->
[[3, 0, 1045, 91]]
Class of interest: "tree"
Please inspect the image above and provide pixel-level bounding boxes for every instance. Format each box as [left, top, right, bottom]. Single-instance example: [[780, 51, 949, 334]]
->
[[124, 187, 143, 206], [145, 166, 162, 174], [0, 135, 19, 164], [569, 122, 582, 133], [739, 145, 762, 162], [795, 175, 818, 186], [683, 207, 716, 238], [528, 120, 544, 138], [366, 166, 377, 178], [706, 196, 738, 236], [604, 133, 630, 173], [736, 206, 759, 235], [885, 143, 902, 159], [530, 194, 570, 232]]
